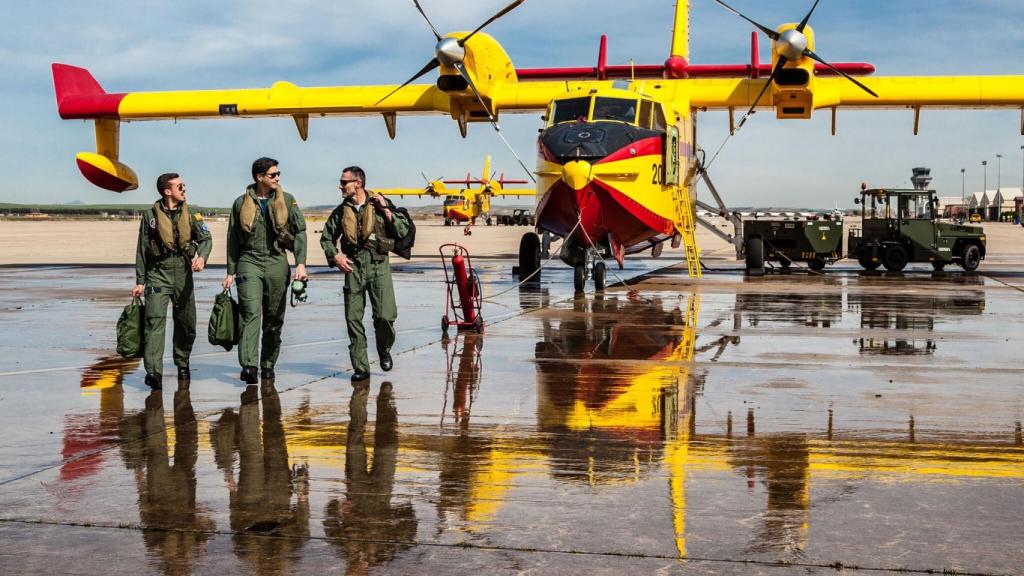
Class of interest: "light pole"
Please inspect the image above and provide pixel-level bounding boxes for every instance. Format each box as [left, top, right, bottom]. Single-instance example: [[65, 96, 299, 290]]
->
[[961, 168, 966, 216], [997, 153, 1003, 191], [983, 160, 988, 193]]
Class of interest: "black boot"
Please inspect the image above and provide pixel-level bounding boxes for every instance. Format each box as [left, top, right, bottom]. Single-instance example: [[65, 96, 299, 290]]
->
[[261, 367, 275, 380], [177, 366, 191, 381], [240, 366, 258, 384], [351, 370, 370, 382], [145, 372, 163, 390], [380, 351, 393, 372]]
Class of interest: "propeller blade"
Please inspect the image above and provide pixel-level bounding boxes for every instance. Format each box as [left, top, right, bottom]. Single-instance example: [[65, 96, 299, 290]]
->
[[739, 55, 787, 124], [375, 58, 440, 105], [459, 0, 526, 46], [411, 0, 443, 41], [804, 49, 879, 97], [796, 0, 821, 33], [453, 61, 536, 182], [714, 0, 779, 41]]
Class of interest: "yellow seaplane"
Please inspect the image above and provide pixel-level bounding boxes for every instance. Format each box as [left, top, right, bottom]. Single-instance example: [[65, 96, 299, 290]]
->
[[375, 155, 534, 226], [53, 0, 1024, 291]]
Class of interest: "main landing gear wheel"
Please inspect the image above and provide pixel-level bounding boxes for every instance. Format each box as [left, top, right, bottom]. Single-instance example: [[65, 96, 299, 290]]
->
[[518, 232, 541, 282], [573, 264, 586, 293], [593, 261, 607, 291], [960, 244, 981, 272], [882, 245, 908, 272], [444, 218, 452, 226], [745, 236, 764, 275]]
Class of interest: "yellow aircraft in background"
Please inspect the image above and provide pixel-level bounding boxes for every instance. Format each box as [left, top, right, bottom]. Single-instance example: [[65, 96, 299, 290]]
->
[[52, 0, 1024, 290], [375, 155, 535, 226]]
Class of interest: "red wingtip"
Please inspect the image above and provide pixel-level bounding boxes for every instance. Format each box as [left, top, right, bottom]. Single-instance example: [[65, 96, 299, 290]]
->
[[52, 63, 123, 119]]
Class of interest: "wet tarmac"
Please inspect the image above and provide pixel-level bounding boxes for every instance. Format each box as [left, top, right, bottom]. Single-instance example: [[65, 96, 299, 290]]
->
[[1, 260, 1023, 575]]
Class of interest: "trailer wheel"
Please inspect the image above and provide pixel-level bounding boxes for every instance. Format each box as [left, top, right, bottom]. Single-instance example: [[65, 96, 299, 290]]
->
[[779, 257, 792, 269], [745, 236, 764, 275], [882, 245, 908, 271], [808, 257, 826, 271], [518, 233, 542, 282], [857, 252, 880, 271], [960, 244, 981, 272]]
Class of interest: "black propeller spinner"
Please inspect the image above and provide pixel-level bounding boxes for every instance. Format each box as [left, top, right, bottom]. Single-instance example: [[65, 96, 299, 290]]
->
[[714, 0, 878, 124]]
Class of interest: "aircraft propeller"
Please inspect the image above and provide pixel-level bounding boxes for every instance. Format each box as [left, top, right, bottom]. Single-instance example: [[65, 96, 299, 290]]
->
[[714, 0, 878, 127], [377, 0, 535, 182]]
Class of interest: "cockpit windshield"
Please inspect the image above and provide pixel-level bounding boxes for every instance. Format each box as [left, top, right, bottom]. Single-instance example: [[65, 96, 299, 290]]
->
[[443, 195, 462, 206], [551, 97, 591, 124], [592, 97, 638, 123]]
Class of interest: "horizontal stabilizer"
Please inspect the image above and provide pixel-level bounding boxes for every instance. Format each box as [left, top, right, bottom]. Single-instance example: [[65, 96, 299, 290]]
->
[[52, 63, 124, 119]]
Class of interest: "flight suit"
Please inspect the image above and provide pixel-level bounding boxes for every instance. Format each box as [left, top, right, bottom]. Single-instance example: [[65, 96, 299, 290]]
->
[[135, 202, 212, 376], [320, 197, 409, 374], [227, 186, 307, 370]]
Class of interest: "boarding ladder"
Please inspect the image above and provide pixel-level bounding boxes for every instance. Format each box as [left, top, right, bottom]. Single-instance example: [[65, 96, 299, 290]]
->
[[672, 185, 702, 278]]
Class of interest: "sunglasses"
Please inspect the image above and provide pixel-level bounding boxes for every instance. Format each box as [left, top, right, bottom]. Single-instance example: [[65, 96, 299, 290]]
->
[[340, 179, 358, 186], [264, 171, 282, 179], [176, 183, 186, 191]]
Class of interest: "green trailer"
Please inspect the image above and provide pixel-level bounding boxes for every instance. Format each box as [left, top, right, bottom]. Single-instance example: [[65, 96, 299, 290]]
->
[[742, 218, 844, 273]]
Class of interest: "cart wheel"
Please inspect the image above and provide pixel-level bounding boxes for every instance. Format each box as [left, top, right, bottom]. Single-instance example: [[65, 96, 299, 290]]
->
[[857, 251, 880, 271], [474, 315, 484, 333], [441, 316, 449, 334], [931, 261, 946, 272], [779, 258, 792, 269], [808, 257, 826, 271], [745, 236, 764, 275], [573, 264, 586, 293], [593, 261, 607, 291], [518, 232, 542, 282]]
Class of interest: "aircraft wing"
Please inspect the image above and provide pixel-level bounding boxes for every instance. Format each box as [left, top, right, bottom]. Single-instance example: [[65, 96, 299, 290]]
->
[[376, 187, 440, 198], [490, 188, 537, 197], [684, 75, 1024, 110]]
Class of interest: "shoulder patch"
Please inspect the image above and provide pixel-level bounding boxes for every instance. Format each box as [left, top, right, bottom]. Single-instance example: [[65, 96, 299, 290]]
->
[[201, 223, 210, 232], [149, 218, 156, 229]]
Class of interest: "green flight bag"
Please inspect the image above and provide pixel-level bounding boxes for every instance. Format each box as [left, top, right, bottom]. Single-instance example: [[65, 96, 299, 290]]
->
[[116, 296, 145, 358], [208, 288, 239, 351]]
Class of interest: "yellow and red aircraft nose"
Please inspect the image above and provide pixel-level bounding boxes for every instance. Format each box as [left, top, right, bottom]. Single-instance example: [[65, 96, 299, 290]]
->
[[562, 160, 593, 191], [75, 152, 138, 192]]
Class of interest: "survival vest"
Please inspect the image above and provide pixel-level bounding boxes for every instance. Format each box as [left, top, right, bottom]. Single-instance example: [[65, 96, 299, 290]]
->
[[146, 201, 195, 259], [239, 185, 296, 251]]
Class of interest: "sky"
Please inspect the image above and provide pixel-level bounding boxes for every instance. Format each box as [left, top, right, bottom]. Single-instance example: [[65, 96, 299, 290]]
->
[[4, 0, 1024, 209]]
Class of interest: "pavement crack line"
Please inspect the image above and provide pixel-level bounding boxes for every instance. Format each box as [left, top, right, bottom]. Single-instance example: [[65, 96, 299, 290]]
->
[[0, 518, 1009, 576]]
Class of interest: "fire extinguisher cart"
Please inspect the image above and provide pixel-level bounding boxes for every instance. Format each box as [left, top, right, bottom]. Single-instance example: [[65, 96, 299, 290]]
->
[[439, 243, 484, 334]]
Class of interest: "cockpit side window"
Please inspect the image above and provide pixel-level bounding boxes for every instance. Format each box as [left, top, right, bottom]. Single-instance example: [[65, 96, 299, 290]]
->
[[593, 97, 638, 124], [638, 100, 653, 129], [653, 105, 668, 130], [551, 97, 592, 125]]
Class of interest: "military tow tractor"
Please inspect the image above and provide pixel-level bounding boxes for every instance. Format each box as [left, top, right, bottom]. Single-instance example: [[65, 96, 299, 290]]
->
[[848, 187, 986, 272], [742, 217, 844, 274]]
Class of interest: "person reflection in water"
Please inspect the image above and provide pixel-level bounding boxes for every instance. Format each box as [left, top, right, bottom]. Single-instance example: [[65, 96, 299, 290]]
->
[[119, 389, 213, 575], [323, 381, 417, 575], [209, 382, 310, 575]]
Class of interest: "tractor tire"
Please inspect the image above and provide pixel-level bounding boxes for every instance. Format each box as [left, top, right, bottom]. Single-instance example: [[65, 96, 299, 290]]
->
[[573, 264, 586, 293], [518, 232, 542, 282], [745, 236, 764, 275], [960, 244, 981, 272], [882, 245, 908, 271], [593, 261, 607, 291]]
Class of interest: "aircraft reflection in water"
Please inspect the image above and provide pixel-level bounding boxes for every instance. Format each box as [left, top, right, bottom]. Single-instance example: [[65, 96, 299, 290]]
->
[[118, 389, 212, 575], [59, 355, 139, 489], [323, 382, 417, 573], [209, 384, 310, 574]]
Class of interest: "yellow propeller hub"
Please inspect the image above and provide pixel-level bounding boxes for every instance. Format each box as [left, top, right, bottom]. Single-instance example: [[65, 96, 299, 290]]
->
[[562, 160, 594, 191]]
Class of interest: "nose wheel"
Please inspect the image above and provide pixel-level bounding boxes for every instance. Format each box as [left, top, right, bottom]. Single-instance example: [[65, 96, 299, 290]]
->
[[573, 253, 606, 293]]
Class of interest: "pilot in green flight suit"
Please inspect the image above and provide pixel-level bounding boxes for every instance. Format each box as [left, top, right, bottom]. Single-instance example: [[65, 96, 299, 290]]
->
[[132, 172, 212, 390], [222, 157, 308, 384], [320, 166, 409, 382]]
